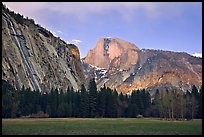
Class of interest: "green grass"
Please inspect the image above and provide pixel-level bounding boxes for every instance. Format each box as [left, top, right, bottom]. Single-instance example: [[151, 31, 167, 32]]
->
[[2, 118, 202, 135]]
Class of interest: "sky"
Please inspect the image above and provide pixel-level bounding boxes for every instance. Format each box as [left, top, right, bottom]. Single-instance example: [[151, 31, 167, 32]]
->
[[3, 2, 202, 58]]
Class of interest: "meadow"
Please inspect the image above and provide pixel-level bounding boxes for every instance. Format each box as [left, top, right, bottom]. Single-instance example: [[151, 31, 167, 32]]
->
[[2, 118, 202, 135]]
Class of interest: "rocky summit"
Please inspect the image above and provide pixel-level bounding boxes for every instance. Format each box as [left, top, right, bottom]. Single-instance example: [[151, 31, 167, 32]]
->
[[2, 7, 85, 93], [84, 37, 139, 70], [83, 37, 202, 95]]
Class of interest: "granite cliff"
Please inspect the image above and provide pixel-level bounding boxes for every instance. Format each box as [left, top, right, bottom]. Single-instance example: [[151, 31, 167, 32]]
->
[[2, 6, 85, 93]]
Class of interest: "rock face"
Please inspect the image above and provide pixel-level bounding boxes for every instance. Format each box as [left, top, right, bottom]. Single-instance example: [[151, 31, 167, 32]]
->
[[85, 37, 139, 70], [2, 6, 85, 93], [83, 37, 202, 95]]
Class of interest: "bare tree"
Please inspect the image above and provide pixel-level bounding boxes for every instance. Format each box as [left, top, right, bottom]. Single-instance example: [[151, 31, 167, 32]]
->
[[191, 96, 198, 119]]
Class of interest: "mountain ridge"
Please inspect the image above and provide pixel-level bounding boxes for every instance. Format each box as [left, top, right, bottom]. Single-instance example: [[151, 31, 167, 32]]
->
[[83, 37, 202, 95]]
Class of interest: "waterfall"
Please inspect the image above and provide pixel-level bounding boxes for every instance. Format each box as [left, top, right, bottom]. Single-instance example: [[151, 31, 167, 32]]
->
[[7, 18, 42, 92]]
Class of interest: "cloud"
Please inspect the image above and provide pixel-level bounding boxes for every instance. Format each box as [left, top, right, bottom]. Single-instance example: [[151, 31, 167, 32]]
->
[[42, 2, 161, 22], [4, 2, 199, 23], [3, 2, 47, 19], [43, 2, 200, 22], [57, 30, 63, 34], [66, 41, 71, 44], [72, 39, 82, 45], [191, 53, 202, 58], [3, 2, 50, 27], [3, 2, 47, 15]]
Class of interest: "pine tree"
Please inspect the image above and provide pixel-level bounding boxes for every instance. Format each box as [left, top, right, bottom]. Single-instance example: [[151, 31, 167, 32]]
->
[[192, 85, 199, 99], [46, 105, 51, 116], [50, 88, 58, 117], [191, 85, 199, 118], [197, 86, 202, 118], [88, 78, 97, 117], [104, 87, 115, 117], [112, 89, 118, 117], [57, 102, 66, 117], [80, 84, 89, 117], [24, 87, 33, 116], [70, 87, 76, 117], [97, 86, 106, 117], [142, 89, 151, 116], [73, 90, 80, 117], [67, 102, 73, 117], [118, 92, 128, 117]]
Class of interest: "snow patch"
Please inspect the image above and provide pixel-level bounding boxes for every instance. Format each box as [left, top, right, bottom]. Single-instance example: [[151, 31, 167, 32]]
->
[[101, 78, 109, 85], [99, 69, 107, 75], [89, 64, 107, 70], [191, 53, 202, 58]]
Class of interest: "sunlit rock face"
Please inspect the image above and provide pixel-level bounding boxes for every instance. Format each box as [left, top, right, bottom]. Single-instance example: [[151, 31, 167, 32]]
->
[[2, 7, 85, 93], [84, 37, 139, 70], [83, 38, 202, 95], [118, 49, 202, 95]]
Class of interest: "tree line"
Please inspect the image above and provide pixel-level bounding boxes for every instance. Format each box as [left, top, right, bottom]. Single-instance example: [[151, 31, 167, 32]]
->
[[2, 79, 202, 120], [153, 85, 202, 120]]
